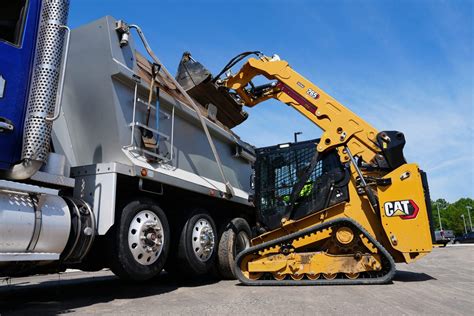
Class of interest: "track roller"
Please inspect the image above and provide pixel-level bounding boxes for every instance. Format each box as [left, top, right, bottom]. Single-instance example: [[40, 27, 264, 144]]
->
[[234, 218, 396, 285]]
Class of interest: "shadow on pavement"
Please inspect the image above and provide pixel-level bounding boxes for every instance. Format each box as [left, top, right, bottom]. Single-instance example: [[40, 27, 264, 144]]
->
[[0, 272, 219, 315], [393, 270, 436, 282]]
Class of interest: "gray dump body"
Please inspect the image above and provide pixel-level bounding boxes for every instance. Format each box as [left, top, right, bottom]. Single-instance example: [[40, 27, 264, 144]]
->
[[53, 16, 255, 208], [0, 10, 256, 277]]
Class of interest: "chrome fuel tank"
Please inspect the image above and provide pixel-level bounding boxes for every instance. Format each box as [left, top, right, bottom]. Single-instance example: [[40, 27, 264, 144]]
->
[[0, 186, 71, 261]]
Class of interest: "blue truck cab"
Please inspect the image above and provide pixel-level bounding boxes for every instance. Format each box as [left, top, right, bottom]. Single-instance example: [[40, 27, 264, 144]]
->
[[0, 0, 42, 170]]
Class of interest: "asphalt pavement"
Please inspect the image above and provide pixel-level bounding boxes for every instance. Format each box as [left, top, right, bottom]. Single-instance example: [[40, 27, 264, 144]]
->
[[0, 245, 472, 315]]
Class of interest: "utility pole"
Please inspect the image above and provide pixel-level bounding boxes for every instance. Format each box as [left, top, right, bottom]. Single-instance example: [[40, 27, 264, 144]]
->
[[467, 206, 472, 232], [294, 132, 302, 143], [437, 204, 443, 231], [461, 214, 468, 235]]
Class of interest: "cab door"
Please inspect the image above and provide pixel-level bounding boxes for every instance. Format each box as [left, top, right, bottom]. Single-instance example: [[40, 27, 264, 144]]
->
[[0, 0, 41, 169]]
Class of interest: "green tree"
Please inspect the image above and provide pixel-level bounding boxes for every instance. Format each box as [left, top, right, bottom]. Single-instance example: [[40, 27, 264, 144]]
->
[[431, 198, 473, 235]]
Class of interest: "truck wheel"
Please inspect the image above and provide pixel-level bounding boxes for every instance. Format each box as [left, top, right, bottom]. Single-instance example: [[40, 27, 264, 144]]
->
[[174, 212, 217, 275], [217, 217, 251, 279], [109, 200, 170, 281]]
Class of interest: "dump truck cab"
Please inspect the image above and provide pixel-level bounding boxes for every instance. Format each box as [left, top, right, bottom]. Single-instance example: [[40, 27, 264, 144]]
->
[[0, 0, 41, 169]]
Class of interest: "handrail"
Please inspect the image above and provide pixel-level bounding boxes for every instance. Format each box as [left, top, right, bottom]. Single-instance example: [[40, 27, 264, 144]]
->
[[46, 25, 71, 121]]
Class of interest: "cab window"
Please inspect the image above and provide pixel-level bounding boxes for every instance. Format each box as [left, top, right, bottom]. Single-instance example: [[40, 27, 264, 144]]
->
[[0, 0, 28, 46]]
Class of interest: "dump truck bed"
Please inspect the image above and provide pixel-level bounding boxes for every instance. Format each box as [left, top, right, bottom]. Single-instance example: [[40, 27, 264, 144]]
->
[[52, 16, 255, 205]]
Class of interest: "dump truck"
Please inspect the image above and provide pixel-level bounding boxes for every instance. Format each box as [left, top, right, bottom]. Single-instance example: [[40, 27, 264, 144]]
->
[[0, 0, 256, 281]]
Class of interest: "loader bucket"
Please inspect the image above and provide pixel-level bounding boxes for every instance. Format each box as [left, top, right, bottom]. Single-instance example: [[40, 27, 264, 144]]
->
[[176, 52, 248, 128]]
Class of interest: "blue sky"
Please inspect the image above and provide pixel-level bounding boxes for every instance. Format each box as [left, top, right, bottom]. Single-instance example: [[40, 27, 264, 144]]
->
[[69, 0, 473, 202]]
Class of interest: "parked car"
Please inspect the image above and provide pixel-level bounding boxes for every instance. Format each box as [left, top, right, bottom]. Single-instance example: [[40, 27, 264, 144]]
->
[[434, 230, 455, 246], [454, 231, 474, 244]]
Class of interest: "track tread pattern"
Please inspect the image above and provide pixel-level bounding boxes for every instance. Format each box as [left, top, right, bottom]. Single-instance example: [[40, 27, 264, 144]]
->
[[234, 218, 396, 285]]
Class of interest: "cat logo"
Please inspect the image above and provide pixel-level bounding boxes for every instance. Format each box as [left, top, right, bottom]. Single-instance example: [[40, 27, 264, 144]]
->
[[383, 200, 419, 219]]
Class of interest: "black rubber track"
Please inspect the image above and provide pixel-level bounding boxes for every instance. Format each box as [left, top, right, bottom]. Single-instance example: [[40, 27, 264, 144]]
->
[[234, 218, 396, 285]]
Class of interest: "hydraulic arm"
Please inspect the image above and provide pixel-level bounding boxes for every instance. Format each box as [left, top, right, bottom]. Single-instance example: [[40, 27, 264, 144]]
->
[[222, 55, 382, 163], [214, 53, 434, 285]]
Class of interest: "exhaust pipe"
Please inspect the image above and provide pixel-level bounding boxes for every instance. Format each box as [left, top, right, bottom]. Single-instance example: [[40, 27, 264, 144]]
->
[[5, 0, 70, 180]]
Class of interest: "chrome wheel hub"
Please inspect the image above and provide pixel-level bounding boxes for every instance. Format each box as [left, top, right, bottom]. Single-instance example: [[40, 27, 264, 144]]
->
[[192, 218, 215, 262], [128, 210, 164, 265]]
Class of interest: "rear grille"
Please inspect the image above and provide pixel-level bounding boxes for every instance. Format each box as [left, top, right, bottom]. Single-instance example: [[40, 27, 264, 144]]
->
[[420, 170, 436, 244]]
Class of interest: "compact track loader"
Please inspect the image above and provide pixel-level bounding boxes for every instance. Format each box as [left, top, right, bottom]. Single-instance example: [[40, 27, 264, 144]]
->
[[178, 52, 435, 285]]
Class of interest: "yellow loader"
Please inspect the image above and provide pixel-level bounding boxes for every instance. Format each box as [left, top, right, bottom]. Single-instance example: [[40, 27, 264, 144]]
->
[[178, 52, 434, 285]]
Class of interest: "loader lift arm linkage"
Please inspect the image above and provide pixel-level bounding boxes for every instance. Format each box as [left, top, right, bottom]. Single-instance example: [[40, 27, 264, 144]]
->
[[221, 55, 382, 164], [216, 54, 434, 285]]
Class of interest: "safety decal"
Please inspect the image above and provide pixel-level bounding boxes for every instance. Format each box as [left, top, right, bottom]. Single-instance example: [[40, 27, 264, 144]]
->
[[383, 199, 419, 219]]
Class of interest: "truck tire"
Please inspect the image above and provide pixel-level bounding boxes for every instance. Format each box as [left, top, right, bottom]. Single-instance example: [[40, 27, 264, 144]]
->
[[217, 217, 251, 279], [172, 212, 217, 275], [109, 199, 170, 281]]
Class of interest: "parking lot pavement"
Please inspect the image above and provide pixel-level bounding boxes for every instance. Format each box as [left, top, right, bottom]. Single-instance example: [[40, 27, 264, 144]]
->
[[0, 245, 473, 315]]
